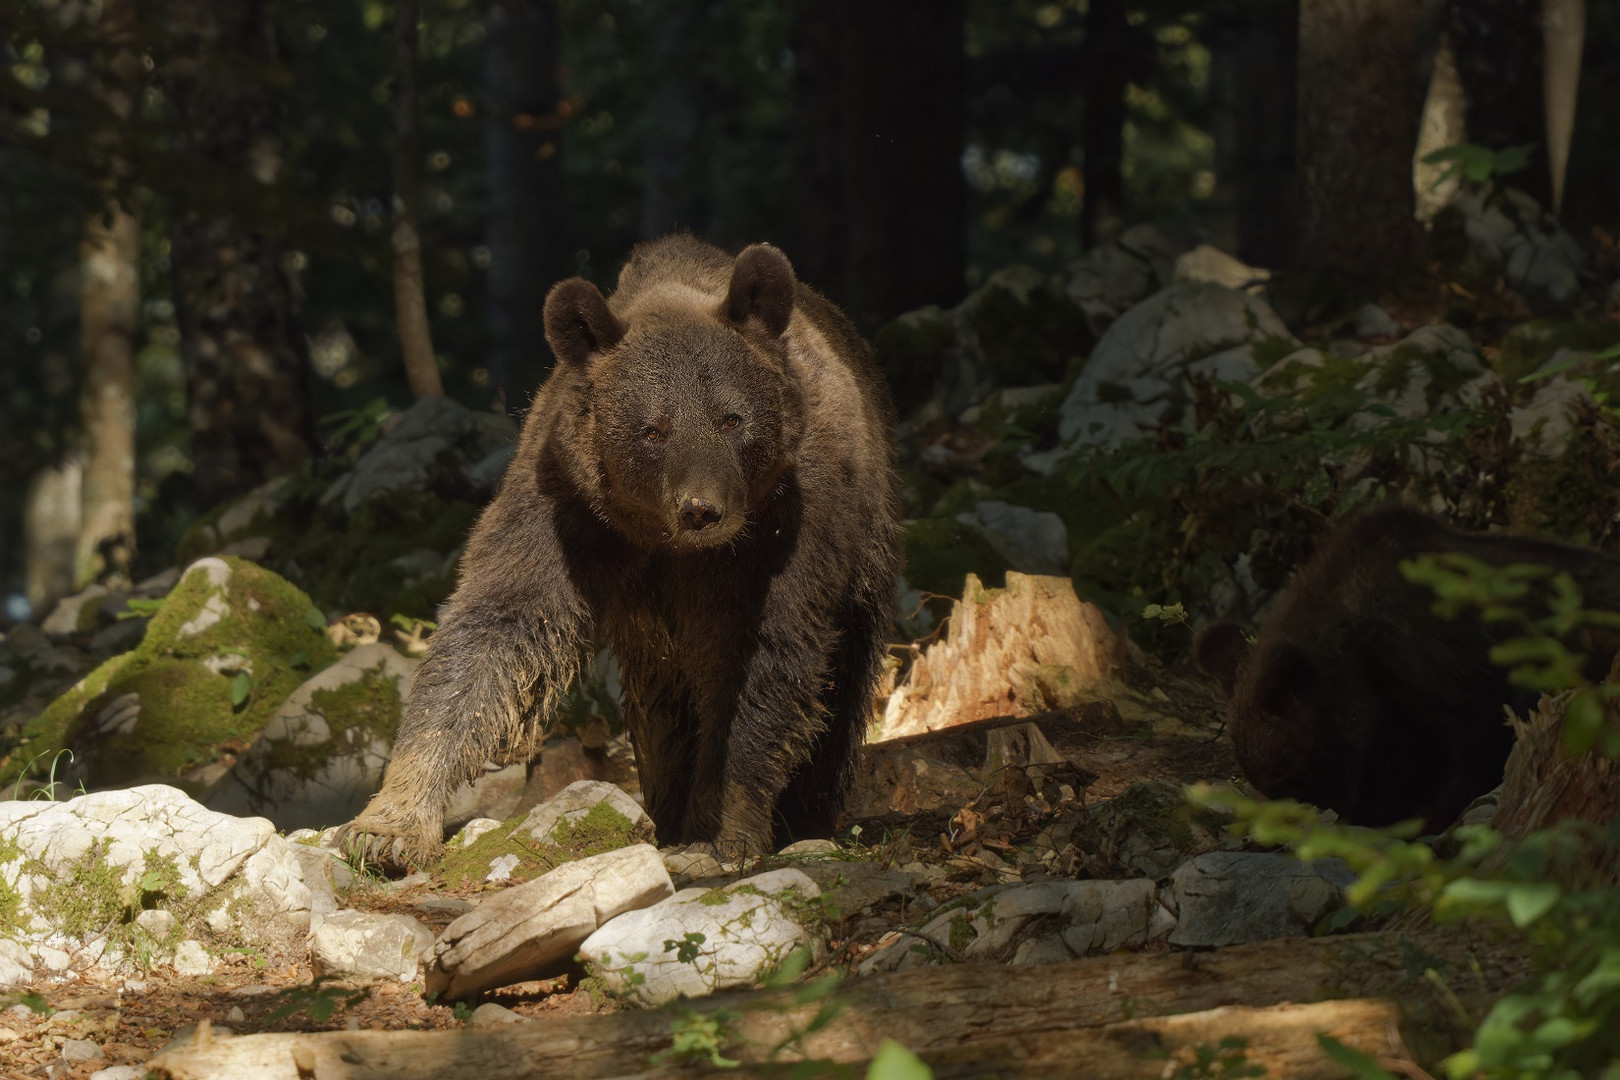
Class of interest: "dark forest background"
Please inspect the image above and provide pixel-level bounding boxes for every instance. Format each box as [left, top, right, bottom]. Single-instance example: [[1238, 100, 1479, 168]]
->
[[2, 0, 1617, 623]]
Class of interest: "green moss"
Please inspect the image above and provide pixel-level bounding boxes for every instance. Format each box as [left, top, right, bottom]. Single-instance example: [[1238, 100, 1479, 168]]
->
[[874, 311, 957, 415], [9, 558, 338, 788], [0, 833, 22, 932], [259, 662, 404, 782], [947, 912, 974, 954], [903, 518, 1011, 598], [30, 838, 127, 940], [264, 492, 477, 619], [1496, 320, 1620, 387], [432, 801, 642, 888]]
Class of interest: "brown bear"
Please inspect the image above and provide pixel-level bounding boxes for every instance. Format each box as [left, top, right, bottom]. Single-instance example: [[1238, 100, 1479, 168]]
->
[[1196, 506, 1620, 830], [340, 235, 902, 866]]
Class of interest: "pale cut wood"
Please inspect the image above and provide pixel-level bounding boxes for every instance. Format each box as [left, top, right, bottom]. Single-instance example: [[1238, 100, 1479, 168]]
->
[[878, 572, 1129, 741], [146, 929, 1519, 1079]]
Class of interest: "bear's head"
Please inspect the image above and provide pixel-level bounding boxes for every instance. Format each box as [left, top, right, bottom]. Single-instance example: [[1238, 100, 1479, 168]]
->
[[542, 244, 808, 551]]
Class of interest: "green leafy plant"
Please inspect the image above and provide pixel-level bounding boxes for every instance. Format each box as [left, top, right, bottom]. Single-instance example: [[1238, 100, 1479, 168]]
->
[[653, 1007, 742, 1069], [664, 930, 707, 966], [116, 597, 166, 621], [266, 977, 371, 1024], [1421, 142, 1534, 189]]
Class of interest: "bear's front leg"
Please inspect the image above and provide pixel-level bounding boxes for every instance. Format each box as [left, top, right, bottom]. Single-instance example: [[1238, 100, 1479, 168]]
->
[[337, 496, 592, 869], [712, 591, 841, 857]]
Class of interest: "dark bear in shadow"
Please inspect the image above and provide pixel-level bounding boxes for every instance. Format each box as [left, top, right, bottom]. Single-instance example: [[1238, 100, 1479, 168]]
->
[[340, 235, 902, 866], [1196, 506, 1620, 830]]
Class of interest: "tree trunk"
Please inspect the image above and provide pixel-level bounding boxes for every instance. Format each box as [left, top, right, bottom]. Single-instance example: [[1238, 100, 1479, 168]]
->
[[1413, 31, 1468, 223], [1215, 0, 1299, 268], [1295, 0, 1423, 280], [74, 0, 143, 588], [836, 0, 967, 326], [76, 205, 139, 587], [1448, 0, 1551, 208], [787, 3, 846, 302], [1542, 0, 1585, 215], [1080, 0, 1129, 247], [483, 0, 566, 412], [146, 930, 1521, 1079], [163, 0, 313, 508], [24, 461, 81, 618], [640, 0, 705, 239], [392, 0, 443, 399]]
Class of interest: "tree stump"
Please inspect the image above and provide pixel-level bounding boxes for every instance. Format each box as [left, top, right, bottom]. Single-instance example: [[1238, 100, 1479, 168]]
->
[[877, 572, 1129, 741]]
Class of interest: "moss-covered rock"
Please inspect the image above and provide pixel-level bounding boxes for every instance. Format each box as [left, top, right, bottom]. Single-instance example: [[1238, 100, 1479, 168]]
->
[[203, 642, 414, 831], [8, 557, 337, 790], [902, 518, 1012, 599], [433, 800, 648, 889]]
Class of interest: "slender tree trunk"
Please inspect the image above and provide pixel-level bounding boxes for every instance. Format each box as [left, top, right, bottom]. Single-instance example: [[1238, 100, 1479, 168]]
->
[[392, 0, 443, 399], [640, 0, 705, 239], [1295, 0, 1423, 280], [1080, 0, 1129, 248], [1413, 30, 1468, 223], [837, 0, 967, 326], [162, 0, 313, 507], [75, 0, 143, 587], [483, 0, 565, 411], [77, 206, 139, 588], [1542, 0, 1585, 215], [1215, 0, 1299, 268], [788, 3, 845, 302], [1448, 0, 1550, 207]]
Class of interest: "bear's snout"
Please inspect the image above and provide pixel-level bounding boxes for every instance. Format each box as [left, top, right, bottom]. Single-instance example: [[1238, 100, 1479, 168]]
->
[[680, 495, 723, 531]]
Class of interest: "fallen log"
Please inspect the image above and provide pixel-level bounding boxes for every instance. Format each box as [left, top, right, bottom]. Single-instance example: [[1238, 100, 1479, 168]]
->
[[146, 929, 1520, 1079]]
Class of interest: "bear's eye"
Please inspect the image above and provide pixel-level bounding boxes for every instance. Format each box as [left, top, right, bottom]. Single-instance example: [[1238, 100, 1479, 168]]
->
[[719, 414, 742, 432], [641, 424, 665, 443]]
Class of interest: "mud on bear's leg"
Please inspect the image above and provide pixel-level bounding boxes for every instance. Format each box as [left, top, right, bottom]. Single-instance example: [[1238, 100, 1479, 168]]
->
[[340, 607, 585, 869]]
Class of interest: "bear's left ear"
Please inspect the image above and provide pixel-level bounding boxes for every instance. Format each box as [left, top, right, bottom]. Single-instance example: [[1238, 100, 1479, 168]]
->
[[723, 244, 796, 337]]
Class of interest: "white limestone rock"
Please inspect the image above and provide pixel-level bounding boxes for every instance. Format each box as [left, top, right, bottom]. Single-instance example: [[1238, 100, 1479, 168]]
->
[[427, 843, 672, 1000], [579, 868, 825, 1007], [310, 911, 435, 983]]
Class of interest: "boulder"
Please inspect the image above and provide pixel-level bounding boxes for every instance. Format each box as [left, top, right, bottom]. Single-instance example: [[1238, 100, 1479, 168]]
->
[[579, 868, 825, 1007], [310, 911, 435, 983], [205, 643, 417, 831], [427, 844, 671, 1000], [859, 878, 1174, 973], [1053, 281, 1295, 452], [1165, 851, 1353, 947], [10, 557, 338, 794], [0, 785, 335, 976]]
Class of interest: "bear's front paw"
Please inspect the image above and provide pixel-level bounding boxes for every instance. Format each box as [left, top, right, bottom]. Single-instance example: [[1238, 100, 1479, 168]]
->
[[333, 812, 444, 874]]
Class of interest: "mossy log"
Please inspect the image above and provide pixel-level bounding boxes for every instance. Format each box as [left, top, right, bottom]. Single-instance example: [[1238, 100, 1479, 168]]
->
[[146, 929, 1521, 1079]]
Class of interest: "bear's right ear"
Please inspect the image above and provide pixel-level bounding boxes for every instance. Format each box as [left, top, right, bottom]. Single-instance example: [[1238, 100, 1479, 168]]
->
[[544, 278, 625, 366], [1193, 621, 1251, 696]]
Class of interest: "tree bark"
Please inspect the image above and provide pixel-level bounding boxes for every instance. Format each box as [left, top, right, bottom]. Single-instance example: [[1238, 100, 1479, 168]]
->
[[1080, 0, 1129, 247], [1214, 0, 1299, 268], [1295, 0, 1423, 280], [162, 0, 313, 507], [483, 0, 566, 412], [145, 930, 1521, 1079], [1413, 31, 1468, 224], [1448, 0, 1550, 208], [835, 0, 967, 326], [392, 0, 443, 400], [787, 3, 845, 302], [1542, 0, 1585, 215], [74, 0, 143, 588], [640, 0, 705, 239]]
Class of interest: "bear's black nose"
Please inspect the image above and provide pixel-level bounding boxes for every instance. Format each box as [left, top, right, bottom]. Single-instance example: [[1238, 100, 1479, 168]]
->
[[680, 496, 723, 531]]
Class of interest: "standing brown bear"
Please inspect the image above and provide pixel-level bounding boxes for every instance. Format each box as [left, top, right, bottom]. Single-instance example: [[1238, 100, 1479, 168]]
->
[[341, 235, 902, 866]]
